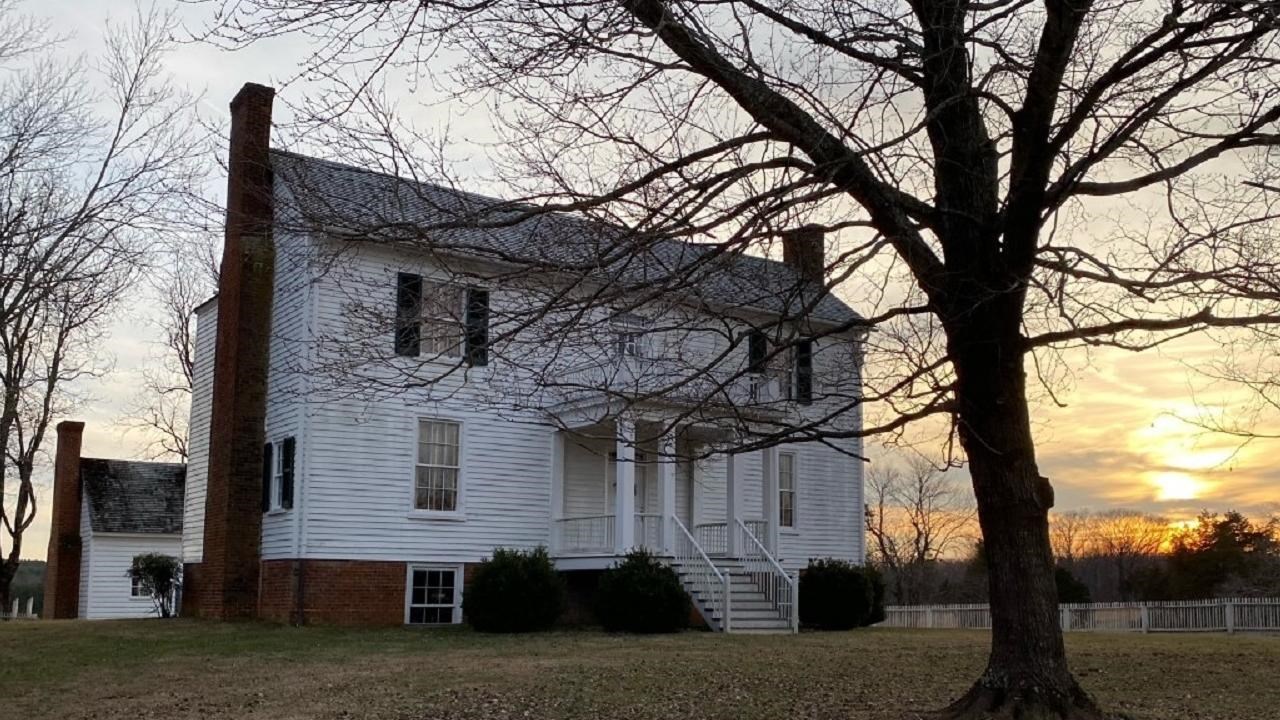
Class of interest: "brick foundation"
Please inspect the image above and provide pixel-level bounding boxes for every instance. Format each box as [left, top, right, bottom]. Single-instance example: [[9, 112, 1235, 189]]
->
[[256, 560, 487, 626]]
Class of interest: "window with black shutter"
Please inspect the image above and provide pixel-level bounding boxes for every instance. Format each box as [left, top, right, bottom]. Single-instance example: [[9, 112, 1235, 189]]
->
[[280, 436, 296, 509], [261, 442, 273, 513], [747, 330, 768, 373], [795, 339, 813, 404], [395, 272, 423, 356], [465, 288, 490, 366]]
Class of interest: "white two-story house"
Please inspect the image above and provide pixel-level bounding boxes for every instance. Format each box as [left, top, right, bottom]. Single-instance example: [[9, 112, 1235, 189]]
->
[[181, 83, 864, 633]]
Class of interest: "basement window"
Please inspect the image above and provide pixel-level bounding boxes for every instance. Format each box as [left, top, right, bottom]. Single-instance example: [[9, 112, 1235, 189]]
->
[[406, 566, 462, 624]]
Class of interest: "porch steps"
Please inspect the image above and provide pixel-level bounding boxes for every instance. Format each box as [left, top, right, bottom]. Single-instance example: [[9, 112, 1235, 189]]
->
[[671, 557, 794, 634]]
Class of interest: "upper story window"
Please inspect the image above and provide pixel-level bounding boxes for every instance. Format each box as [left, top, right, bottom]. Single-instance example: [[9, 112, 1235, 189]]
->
[[261, 436, 295, 513], [395, 273, 489, 365], [745, 330, 812, 403], [415, 419, 461, 513], [612, 313, 648, 359]]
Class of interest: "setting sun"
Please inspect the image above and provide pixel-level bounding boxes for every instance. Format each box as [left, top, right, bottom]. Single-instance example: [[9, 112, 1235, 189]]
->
[[1149, 471, 1205, 501]]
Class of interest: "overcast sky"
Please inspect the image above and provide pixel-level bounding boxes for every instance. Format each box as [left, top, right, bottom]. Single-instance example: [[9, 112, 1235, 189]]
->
[[14, 1, 1279, 562]]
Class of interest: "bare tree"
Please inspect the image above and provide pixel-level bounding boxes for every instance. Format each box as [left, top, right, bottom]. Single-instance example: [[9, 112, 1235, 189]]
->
[[866, 454, 976, 603], [1050, 510, 1092, 568], [193, 0, 1280, 716], [123, 235, 220, 460], [0, 1, 207, 607]]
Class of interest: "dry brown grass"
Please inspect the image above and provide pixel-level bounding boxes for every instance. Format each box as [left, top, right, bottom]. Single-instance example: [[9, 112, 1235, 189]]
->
[[1, 620, 1277, 719]]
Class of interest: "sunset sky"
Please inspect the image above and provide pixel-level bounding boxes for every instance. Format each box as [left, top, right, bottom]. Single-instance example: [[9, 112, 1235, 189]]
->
[[15, 1, 1279, 561]]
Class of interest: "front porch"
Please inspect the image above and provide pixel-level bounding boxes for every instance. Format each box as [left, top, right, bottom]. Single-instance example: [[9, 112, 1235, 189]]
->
[[548, 418, 786, 563]]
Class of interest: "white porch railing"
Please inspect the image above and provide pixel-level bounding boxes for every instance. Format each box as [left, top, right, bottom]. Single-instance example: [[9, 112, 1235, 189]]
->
[[0, 597, 37, 620], [735, 518, 798, 632], [743, 519, 768, 541], [555, 514, 616, 555], [673, 515, 731, 632], [694, 522, 727, 555], [634, 513, 664, 552], [880, 597, 1280, 633]]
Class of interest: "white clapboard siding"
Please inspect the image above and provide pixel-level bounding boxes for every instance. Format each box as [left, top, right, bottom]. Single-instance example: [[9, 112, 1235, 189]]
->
[[261, 231, 314, 559], [81, 533, 183, 620], [777, 435, 865, 568], [78, 494, 93, 611], [182, 230, 865, 568], [182, 301, 217, 563]]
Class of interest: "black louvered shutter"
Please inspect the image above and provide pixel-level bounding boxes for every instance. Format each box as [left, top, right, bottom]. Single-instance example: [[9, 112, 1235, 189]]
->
[[796, 339, 813, 404], [465, 288, 490, 367], [280, 436, 296, 509], [395, 272, 422, 356], [747, 330, 768, 373], [261, 442, 273, 513]]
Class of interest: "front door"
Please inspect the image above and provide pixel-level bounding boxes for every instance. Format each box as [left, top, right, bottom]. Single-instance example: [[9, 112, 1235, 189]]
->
[[607, 452, 651, 512]]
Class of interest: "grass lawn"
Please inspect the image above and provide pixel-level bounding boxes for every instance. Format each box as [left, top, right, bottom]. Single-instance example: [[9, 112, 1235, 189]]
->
[[2, 621, 1278, 719]]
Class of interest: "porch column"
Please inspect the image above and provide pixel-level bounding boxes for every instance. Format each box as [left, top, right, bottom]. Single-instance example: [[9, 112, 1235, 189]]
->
[[659, 427, 677, 554], [550, 430, 566, 554], [725, 450, 740, 557], [615, 417, 636, 553], [762, 446, 781, 555]]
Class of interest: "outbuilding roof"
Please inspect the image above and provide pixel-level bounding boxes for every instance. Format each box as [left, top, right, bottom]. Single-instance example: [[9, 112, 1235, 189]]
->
[[80, 459, 185, 535]]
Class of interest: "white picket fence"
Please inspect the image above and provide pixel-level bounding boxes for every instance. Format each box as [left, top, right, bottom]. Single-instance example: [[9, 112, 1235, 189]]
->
[[882, 598, 1280, 633], [0, 597, 37, 620]]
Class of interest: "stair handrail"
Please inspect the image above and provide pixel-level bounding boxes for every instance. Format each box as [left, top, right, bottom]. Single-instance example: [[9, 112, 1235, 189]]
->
[[735, 518, 798, 632], [673, 514, 731, 632]]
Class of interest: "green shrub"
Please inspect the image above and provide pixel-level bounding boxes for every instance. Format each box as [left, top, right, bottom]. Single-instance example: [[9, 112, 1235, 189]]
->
[[595, 549, 689, 633], [126, 553, 182, 618], [798, 558, 878, 630], [464, 546, 566, 632]]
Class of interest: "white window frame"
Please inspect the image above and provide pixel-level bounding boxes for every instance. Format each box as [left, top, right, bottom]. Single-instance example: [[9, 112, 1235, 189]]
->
[[404, 564, 464, 625], [778, 452, 797, 530], [271, 440, 285, 511], [612, 313, 649, 359], [409, 417, 465, 520], [420, 280, 466, 358], [130, 575, 147, 599]]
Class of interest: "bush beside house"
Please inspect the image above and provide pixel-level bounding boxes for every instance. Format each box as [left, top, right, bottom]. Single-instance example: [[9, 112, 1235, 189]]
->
[[464, 547, 566, 632], [799, 558, 885, 630], [595, 549, 690, 633]]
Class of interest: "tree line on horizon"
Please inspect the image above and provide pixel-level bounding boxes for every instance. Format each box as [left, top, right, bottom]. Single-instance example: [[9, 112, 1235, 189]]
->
[[868, 480, 1280, 606]]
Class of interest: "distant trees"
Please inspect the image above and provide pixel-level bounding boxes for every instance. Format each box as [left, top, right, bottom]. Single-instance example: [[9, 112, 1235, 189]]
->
[[1049, 509, 1280, 601], [1163, 512, 1280, 599], [0, 1, 206, 608], [865, 454, 976, 604]]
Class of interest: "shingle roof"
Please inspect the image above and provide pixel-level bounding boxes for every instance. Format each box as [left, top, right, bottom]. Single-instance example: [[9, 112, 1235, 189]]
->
[[269, 149, 862, 327], [80, 459, 185, 535]]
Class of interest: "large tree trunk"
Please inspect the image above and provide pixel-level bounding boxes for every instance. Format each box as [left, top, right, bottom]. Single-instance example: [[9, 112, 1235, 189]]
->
[[939, 320, 1107, 720]]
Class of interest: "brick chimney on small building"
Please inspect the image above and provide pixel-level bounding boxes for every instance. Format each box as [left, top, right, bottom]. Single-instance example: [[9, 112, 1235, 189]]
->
[[781, 225, 826, 283], [43, 421, 85, 619], [186, 82, 277, 620]]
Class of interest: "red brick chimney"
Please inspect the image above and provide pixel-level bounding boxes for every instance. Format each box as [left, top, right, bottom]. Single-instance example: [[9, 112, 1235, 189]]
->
[[43, 421, 85, 619], [190, 82, 277, 620], [781, 225, 825, 283]]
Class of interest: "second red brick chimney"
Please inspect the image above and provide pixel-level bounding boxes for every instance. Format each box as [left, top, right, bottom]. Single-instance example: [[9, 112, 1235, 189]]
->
[[190, 82, 277, 619], [43, 421, 85, 619], [781, 224, 826, 283]]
